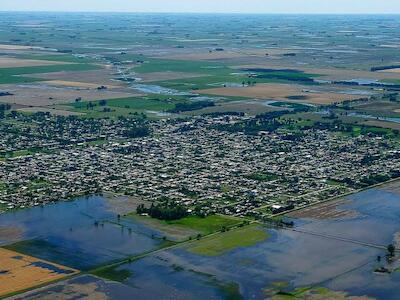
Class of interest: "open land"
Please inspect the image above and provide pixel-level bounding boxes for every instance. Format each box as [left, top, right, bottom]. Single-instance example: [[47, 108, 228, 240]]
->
[[0, 248, 78, 297], [0, 57, 68, 68], [197, 83, 366, 104]]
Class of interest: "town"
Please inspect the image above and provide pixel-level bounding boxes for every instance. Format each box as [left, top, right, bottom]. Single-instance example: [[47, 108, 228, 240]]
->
[[1, 112, 399, 219]]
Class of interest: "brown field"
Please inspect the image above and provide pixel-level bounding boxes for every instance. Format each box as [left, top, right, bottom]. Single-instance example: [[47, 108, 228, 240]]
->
[[0, 83, 137, 106], [377, 68, 400, 73], [362, 120, 400, 130], [16, 107, 84, 116], [0, 57, 67, 68], [197, 83, 363, 104], [41, 80, 120, 89], [0, 44, 41, 50], [0, 248, 78, 297], [27, 69, 126, 86], [288, 199, 358, 220], [139, 71, 206, 82]]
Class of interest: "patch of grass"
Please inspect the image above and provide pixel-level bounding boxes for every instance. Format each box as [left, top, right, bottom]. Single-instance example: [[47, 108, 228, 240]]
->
[[269, 102, 311, 110], [127, 214, 241, 241], [326, 179, 344, 186], [72, 96, 178, 111], [216, 281, 243, 300], [91, 265, 132, 282], [134, 58, 223, 74], [166, 215, 241, 235], [188, 268, 243, 300], [0, 148, 53, 160], [28, 179, 52, 191], [69, 95, 186, 118], [187, 225, 268, 256]]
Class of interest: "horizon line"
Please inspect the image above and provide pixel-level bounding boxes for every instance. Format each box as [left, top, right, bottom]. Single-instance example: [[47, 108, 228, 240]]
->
[[1, 10, 400, 15]]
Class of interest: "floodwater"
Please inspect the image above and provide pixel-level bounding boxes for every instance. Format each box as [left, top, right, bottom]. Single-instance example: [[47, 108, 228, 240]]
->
[[130, 84, 192, 95], [4, 185, 400, 299], [102, 184, 400, 299], [0, 196, 164, 270], [348, 112, 400, 124]]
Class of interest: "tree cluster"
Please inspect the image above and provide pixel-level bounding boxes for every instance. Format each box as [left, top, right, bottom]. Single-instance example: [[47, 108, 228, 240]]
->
[[137, 202, 188, 221]]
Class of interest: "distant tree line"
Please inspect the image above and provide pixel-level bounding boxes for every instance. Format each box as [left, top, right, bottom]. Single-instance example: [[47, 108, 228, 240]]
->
[[211, 108, 310, 135], [169, 101, 215, 113]]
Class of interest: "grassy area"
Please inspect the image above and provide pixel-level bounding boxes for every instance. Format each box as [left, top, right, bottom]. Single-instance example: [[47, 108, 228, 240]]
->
[[0, 64, 100, 84], [28, 179, 52, 191], [72, 96, 178, 111], [152, 72, 304, 92], [212, 280, 243, 300], [134, 58, 223, 74], [166, 215, 241, 235], [133, 58, 320, 91], [268, 102, 311, 110], [127, 214, 242, 241], [0, 148, 53, 160], [270, 286, 338, 299], [0, 181, 6, 191], [187, 224, 268, 256], [91, 265, 132, 282], [69, 95, 185, 118], [0, 149, 32, 159]]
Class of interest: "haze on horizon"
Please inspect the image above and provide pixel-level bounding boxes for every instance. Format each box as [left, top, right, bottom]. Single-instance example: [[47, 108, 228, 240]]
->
[[1, 0, 400, 14]]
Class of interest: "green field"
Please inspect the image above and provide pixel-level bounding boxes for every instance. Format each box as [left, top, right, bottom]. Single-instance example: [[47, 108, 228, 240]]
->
[[69, 95, 187, 118], [130, 56, 321, 91], [166, 215, 242, 234], [91, 265, 132, 282], [134, 58, 223, 74], [0, 148, 53, 160], [127, 214, 242, 241], [0, 63, 100, 84], [68, 94, 229, 118], [151, 71, 310, 91], [187, 224, 268, 256]]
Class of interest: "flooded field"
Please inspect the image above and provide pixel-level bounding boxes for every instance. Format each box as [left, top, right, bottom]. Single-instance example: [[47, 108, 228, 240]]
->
[[289, 182, 400, 246], [2, 182, 400, 299], [0, 196, 167, 270]]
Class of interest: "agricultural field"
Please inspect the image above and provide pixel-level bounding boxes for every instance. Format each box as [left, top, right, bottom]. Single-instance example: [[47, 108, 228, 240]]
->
[[0, 248, 77, 298], [197, 83, 367, 105], [128, 214, 242, 241]]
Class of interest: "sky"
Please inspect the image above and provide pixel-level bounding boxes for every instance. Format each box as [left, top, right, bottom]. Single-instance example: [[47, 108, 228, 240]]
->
[[1, 0, 400, 14]]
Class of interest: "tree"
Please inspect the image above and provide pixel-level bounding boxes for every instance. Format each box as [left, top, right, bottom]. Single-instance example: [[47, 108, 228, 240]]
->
[[387, 244, 395, 257]]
